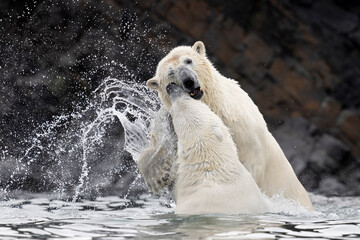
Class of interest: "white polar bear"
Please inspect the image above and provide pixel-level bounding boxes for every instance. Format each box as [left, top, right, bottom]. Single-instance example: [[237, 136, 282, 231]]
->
[[137, 41, 313, 210], [166, 83, 271, 215]]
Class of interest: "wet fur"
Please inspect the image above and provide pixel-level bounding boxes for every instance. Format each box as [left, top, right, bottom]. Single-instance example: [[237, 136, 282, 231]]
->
[[167, 84, 271, 214], [138, 41, 313, 210]]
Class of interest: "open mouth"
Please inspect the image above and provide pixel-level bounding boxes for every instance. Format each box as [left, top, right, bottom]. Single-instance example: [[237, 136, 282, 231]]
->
[[189, 87, 204, 100]]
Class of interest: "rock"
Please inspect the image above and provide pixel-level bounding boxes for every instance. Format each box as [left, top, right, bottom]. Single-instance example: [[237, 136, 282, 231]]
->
[[308, 147, 334, 172], [318, 134, 350, 164], [202, 21, 238, 65], [302, 59, 339, 89], [269, 57, 321, 116], [221, 0, 257, 31], [336, 111, 360, 157], [282, 70, 314, 104], [221, 19, 245, 51], [314, 97, 342, 130], [333, 76, 360, 109], [298, 167, 321, 191], [300, 130, 353, 178], [303, 100, 321, 118], [317, 176, 348, 196], [269, 58, 290, 82], [159, 0, 214, 40], [231, 34, 274, 84], [349, 27, 360, 47], [272, 117, 313, 175], [313, 0, 359, 34], [272, 116, 357, 194], [255, 82, 296, 118], [244, 34, 274, 66], [164, 2, 195, 33]]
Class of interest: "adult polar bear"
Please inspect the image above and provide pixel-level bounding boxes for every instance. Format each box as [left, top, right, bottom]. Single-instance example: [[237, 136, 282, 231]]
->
[[166, 82, 271, 214], [137, 41, 313, 210]]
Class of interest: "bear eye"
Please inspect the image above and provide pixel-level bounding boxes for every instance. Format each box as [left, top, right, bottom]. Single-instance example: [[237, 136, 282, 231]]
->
[[185, 59, 192, 64]]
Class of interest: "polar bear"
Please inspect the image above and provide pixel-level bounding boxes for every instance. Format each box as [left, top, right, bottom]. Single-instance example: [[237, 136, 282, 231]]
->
[[166, 83, 271, 214], [137, 41, 313, 210]]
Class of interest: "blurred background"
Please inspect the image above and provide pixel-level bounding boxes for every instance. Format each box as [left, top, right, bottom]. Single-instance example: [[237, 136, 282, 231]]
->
[[0, 0, 359, 198]]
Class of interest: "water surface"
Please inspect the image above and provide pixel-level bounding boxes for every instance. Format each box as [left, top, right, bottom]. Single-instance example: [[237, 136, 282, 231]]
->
[[1, 194, 359, 239]]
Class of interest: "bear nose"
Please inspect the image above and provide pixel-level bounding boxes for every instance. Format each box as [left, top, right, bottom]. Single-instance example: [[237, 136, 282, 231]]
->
[[183, 78, 194, 89]]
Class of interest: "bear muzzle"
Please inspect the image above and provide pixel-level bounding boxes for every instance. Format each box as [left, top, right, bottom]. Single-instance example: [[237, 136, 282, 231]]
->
[[189, 87, 203, 100], [166, 83, 184, 97], [178, 67, 204, 100], [181, 77, 203, 100]]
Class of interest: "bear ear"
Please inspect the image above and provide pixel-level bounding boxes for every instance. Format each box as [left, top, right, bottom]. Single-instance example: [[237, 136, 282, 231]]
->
[[146, 77, 160, 90], [192, 41, 206, 56]]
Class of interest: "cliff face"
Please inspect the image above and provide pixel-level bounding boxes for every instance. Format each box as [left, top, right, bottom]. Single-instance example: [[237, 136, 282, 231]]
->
[[0, 0, 359, 196]]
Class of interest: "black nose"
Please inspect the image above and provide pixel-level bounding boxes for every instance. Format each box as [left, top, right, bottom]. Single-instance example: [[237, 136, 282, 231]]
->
[[183, 78, 194, 89]]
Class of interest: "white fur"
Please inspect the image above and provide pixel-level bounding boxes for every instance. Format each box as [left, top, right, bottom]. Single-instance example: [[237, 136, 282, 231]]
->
[[140, 41, 313, 210], [169, 93, 271, 215]]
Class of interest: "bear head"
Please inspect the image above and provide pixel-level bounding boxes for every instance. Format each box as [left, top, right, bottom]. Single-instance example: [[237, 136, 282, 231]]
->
[[166, 83, 189, 105], [146, 41, 213, 109]]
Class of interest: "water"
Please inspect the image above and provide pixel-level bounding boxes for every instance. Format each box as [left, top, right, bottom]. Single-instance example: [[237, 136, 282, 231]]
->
[[93, 76, 159, 161], [0, 194, 359, 239], [71, 76, 160, 201], [1, 75, 160, 200]]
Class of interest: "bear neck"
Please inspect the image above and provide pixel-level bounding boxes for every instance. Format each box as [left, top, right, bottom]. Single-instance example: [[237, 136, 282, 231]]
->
[[201, 71, 226, 117]]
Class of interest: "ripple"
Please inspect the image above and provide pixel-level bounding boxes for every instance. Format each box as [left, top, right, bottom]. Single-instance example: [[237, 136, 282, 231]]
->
[[0, 194, 359, 239]]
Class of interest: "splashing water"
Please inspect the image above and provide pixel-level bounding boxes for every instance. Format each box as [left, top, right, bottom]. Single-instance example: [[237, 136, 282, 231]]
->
[[72, 76, 160, 201], [0, 1, 172, 200], [1, 71, 160, 200], [94, 76, 159, 160]]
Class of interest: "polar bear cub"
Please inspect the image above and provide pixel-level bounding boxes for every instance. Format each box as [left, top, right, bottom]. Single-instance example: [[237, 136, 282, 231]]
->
[[166, 83, 271, 215]]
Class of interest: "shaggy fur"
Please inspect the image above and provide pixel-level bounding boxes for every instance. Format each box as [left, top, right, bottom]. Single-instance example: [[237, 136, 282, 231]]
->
[[167, 83, 271, 214], [137, 41, 313, 210]]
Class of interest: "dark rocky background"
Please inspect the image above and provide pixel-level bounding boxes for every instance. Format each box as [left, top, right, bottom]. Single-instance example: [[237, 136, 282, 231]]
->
[[0, 0, 359, 197]]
